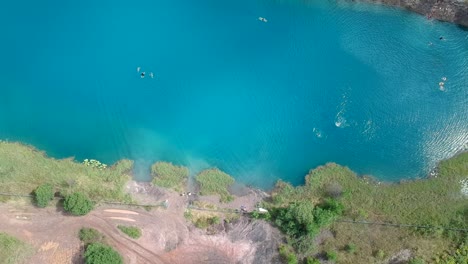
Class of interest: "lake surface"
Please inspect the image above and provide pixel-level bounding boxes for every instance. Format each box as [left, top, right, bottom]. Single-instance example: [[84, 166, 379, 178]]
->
[[0, 0, 467, 188]]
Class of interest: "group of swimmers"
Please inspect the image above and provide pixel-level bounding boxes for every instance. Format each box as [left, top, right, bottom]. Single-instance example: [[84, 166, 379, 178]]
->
[[137, 66, 154, 79], [439, 77, 447, 91]]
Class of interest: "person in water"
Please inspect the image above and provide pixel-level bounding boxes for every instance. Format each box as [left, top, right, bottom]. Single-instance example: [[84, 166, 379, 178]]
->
[[141, 72, 145, 78], [439, 36, 444, 40]]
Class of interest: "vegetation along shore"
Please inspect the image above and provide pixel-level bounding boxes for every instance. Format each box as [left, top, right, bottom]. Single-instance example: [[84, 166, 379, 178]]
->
[[0, 141, 466, 263]]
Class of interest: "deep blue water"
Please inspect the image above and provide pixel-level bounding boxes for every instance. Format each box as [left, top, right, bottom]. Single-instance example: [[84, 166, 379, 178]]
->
[[0, 0, 467, 188]]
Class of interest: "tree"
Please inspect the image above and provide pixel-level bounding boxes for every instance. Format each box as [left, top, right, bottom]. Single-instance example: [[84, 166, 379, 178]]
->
[[63, 192, 94, 215], [84, 243, 123, 264], [34, 184, 54, 208]]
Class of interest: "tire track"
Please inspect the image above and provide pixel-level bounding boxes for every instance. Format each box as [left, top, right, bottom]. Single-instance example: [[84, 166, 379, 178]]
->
[[90, 215, 166, 264]]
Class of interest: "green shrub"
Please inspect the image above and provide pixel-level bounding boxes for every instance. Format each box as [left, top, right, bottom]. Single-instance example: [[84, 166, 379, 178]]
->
[[271, 199, 343, 254], [278, 244, 298, 264], [117, 225, 141, 239], [374, 249, 385, 259], [79, 228, 104, 245], [63, 192, 94, 215], [195, 168, 235, 203], [34, 183, 54, 207], [306, 257, 320, 264], [184, 210, 193, 219], [84, 242, 123, 264], [327, 250, 338, 262], [211, 216, 220, 225], [345, 243, 356, 253], [436, 243, 468, 264], [151, 162, 189, 192]]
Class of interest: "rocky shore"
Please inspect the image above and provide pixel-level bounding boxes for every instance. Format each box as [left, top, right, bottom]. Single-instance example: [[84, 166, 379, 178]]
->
[[360, 0, 468, 27]]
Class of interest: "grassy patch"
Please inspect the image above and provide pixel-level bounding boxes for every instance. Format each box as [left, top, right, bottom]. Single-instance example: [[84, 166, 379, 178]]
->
[[195, 168, 235, 203], [0, 142, 133, 202], [79, 228, 105, 245], [270, 152, 468, 262], [117, 225, 142, 239], [151, 161, 189, 192], [0, 232, 34, 264], [184, 209, 222, 229]]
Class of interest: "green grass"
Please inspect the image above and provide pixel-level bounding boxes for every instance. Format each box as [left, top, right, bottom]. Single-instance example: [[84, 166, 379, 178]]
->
[[151, 161, 189, 192], [270, 152, 468, 262], [195, 168, 235, 203], [117, 225, 142, 239], [79, 228, 105, 245], [0, 232, 34, 264], [0, 141, 133, 202]]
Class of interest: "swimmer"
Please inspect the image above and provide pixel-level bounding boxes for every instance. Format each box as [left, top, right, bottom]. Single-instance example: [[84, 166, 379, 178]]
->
[[137, 66, 141, 72], [150, 72, 154, 78], [439, 36, 444, 40], [441, 77, 447, 81], [439, 82, 444, 86], [439, 85, 445, 91], [141, 72, 145, 78]]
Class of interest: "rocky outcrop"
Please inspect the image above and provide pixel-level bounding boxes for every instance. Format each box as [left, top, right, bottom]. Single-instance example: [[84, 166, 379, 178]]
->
[[226, 217, 283, 264], [361, 0, 468, 27]]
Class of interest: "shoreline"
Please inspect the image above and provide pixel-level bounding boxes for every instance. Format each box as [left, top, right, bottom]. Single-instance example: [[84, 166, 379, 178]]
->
[[356, 0, 468, 27], [1, 141, 466, 263], [1, 139, 465, 193]]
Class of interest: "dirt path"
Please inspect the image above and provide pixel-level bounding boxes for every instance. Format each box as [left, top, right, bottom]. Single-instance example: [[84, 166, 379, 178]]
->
[[0, 195, 278, 264]]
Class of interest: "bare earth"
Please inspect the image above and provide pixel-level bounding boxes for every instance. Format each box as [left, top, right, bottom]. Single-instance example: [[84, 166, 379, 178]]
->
[[0, 182, 281, 264]]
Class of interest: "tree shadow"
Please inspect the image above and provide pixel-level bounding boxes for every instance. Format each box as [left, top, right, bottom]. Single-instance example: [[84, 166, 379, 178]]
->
[[71, 244, 85, 264]]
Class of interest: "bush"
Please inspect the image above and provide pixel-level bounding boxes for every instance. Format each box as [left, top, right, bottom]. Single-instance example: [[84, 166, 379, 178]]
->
[[436, 243, 468, 264], [84, 242, 123, 264], [79, 228, 104, 245], [63, 192, 94, 215], [374, 249, 385, 259], [34, 184, 54, 207], [306, 257, 320, 264], [271, 199, 344, 254], [117, 226, 141, 239], [327, 250, 338, 262], [345, 243, 356, 253], [278, 244, 298, 264]]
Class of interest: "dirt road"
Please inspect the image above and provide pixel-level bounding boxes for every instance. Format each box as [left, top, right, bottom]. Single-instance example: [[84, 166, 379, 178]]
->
[[0, 185, 280, 264]]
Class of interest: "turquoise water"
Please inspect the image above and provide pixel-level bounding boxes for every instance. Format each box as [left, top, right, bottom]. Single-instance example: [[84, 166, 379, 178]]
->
[[0, 0, 467, 188]]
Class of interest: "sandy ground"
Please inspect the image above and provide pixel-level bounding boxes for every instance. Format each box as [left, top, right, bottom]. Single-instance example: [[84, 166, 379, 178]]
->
[[0, 182, 280, 264]]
